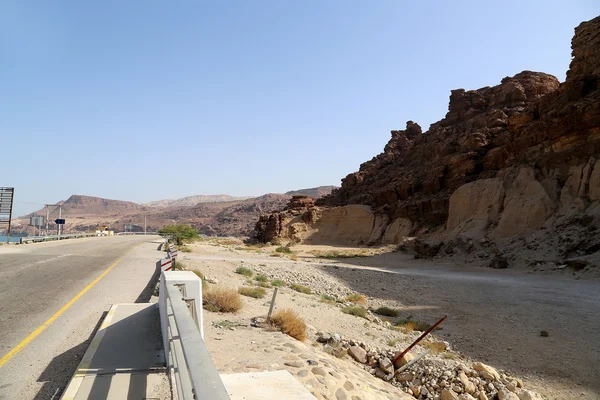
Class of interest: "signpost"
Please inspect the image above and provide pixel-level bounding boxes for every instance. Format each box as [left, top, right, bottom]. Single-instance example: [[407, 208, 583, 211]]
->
[[55, 218, 65, 235], [0, 188, 14, 244], [30, 216, 44, 236]]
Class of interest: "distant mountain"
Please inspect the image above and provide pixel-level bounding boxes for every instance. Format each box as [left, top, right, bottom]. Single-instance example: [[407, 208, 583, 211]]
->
[[12, 186, 335, 237], [144, 195, 251, 208], [285, 186, 337, 198]]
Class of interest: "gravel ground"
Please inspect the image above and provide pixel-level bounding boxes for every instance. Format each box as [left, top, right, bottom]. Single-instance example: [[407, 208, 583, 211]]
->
[[180, 241, 600, 400]]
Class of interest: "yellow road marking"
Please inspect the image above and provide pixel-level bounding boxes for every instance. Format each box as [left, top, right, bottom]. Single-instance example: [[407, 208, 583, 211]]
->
[[0, 246, 138, 368]]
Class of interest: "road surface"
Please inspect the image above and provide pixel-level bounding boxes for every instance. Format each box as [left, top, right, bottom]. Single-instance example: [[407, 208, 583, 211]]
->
[[0, 235, 163, 400]]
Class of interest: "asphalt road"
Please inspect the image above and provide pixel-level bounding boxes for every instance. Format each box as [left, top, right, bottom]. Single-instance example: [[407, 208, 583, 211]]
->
[[0, 235, 163, 400]]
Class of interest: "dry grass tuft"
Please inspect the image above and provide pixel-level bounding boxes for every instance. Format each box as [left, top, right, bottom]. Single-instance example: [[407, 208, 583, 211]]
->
[[374, 306, 399, 317], [203, 287, 243, 313], [290, 283, 312, 294], [345, 293, 367, 306], [192, 269, 205, 279], [421, 341, 447, 354], [342, 306, 368, 319], [235, 266, 253, 277], [270, 309, 307, 341], [238, 286, 267, 299]]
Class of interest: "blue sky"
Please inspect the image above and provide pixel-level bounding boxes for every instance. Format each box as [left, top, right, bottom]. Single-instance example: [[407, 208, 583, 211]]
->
[[2, 1, 598, 217]]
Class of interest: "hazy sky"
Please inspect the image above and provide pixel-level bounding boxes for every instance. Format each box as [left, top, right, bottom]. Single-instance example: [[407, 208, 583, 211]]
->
[[2, 1, 598, 217]]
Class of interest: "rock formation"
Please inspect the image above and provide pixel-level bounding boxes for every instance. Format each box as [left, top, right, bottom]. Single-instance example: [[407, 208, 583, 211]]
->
[[254, 17, 600, 269]]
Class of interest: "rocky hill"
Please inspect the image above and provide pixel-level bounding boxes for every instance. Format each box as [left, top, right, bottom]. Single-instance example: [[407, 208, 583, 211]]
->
[[14, 188, 333, 237], [253, 16, 600, 271], [144, 194, 251, 208], [285, 186, 337, 198]]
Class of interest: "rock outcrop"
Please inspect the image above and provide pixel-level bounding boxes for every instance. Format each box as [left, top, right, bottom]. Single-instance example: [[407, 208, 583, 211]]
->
[[254, 17, 600, 269]]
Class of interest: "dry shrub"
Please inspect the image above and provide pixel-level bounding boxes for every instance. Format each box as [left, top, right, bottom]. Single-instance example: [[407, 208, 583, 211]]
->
[[290, 283, 312, 294], [289, 254, 299, 261], [342, 306, 368, 319], [238, 286, 267, 299], [203, 287, 242, 313], [421, 341, 446, 354], [270, 309, 307, 341], [345, 293, 366, 306], [374, 306, 400, 317]]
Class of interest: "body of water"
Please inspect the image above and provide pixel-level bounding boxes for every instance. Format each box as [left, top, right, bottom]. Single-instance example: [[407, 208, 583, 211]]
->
[[0, 235, 22, 243]]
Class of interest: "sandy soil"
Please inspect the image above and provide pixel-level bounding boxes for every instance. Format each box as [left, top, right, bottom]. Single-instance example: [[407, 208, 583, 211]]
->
[[179, 240, 600, 400]]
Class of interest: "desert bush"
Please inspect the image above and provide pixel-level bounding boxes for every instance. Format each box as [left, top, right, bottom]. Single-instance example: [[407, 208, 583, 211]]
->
[[320, 294, 336, 304], [158, 224, 199, 245], [271, 279, 286, 287], [311, 250, 370, 258], [192, 269, 205, 279], [238, 286, 267, 299], [342, 306, 368, 319], [395, 318, 433, 332], [275, 245, 293, 254], [345, 293, 367, 306], [203, 287, 242, 313], [421, 341, 447, 354], [374, 306, 399, 317], [289, 254, 298, 261], [290, 283, 312, 294], [255, 281, 272, 288], [270, 309, 307, 341], [235, 266, 253, 277], [270, 253, 282, 257], [254, 274, 268, 282]]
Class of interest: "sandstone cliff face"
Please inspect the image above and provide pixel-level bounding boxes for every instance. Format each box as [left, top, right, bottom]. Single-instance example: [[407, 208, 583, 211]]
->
[[254, 17, 600, 267]]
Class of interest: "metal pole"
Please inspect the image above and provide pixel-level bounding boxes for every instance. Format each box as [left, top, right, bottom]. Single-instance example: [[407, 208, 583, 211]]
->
[[393, 315, 447, 368], [144, 215, 147, 235], [58, 205, 62, 235], [45, 206, 49, 236], [266, 287, 279, 323]]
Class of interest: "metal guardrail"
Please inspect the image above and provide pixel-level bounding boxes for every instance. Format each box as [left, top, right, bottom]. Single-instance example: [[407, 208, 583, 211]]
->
[[19, 233, 98, 244], [116, 232, 158, 235], [161, 275, 230, 400]]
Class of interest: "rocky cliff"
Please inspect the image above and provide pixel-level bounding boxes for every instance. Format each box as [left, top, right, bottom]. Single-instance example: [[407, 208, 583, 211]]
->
[[254, 17, 600, 269]]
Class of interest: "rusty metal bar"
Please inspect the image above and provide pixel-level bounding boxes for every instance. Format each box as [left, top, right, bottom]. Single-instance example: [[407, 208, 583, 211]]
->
[[393, 315, 447, 369]]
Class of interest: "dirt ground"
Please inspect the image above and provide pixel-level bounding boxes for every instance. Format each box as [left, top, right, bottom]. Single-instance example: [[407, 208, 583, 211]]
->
[[179, 240, 600, 400]]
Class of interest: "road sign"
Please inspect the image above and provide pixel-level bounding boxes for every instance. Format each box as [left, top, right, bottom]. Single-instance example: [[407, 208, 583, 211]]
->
[[55, 218, 66, 225], [0, 188, 14, 243], [30, 216, 44, 226]]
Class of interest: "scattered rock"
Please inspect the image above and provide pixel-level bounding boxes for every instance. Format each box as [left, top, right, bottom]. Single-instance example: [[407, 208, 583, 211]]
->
[[472, 362, 501, 381], [347, 346, 367, 364], [393, 351, 414, 369], [498, 388, 520, 400], [441, 388, 460, 400], [488, 255, 509, 269], [379, 357, 394, 374]]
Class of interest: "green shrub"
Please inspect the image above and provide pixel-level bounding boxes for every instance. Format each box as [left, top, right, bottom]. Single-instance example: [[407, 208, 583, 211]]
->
[[255, 281, 272, 288], [345, 293, 366, 306], [374, 306, 400, 317], [290, 283, 312, 294], [238, 286, 267, 299], [275, 246, 292, 254], [254, 274, 268, 282], [271, 279, 286, 287], [342, 306, 368, 319], [235, 266, 253, 277], [158, 224, 199, 245]]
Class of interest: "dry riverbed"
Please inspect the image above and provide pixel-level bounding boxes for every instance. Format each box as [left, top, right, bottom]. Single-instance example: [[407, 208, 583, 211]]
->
[[175, 239, 600, 400]]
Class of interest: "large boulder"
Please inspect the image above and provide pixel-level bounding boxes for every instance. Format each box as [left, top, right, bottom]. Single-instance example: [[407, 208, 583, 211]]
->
[[383, 218, 413, 244], [447, 178, 505, 238], [493, 167, 555, 238]]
